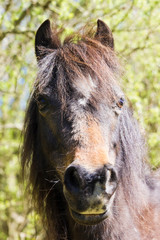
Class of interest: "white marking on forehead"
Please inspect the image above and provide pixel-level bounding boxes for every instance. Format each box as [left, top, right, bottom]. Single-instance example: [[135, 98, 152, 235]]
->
[[78, 98, 87, 106], [73, 75, 97, 100]]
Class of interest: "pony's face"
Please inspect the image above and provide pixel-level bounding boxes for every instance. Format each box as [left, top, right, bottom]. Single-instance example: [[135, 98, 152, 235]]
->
[[35, 19, 124, 225]]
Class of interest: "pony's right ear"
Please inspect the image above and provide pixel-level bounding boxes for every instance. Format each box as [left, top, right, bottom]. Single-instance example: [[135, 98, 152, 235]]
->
[[35, 20, 60, 60]]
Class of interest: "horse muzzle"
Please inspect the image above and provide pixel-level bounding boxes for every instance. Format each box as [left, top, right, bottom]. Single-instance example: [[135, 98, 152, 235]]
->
[[63, 164, 118, 225]]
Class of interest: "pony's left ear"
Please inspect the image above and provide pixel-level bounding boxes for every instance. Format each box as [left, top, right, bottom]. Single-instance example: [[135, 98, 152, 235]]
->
[[95, 19, 114, 49], [35, 19, 60, 60]]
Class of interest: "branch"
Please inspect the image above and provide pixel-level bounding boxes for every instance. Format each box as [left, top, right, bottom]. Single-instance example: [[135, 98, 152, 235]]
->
[[0, 1, 52, 41], [119, 41, 160, 57], [101, 0, 130, 18], [119, 26, 160, 56], [0, 0, 12, 27], [112, 0, 135, 31], [124, 46, 146, 55], [114, 24, 160, 32], [14, 1, 52, 26], [0, 29, 35, 41]]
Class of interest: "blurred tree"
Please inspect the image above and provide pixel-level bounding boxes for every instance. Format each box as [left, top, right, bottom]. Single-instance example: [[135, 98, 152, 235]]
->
[[0, 0, 160, 239]]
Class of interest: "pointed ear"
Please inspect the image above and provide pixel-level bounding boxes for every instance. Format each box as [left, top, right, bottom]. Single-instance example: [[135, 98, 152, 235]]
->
[[35, 20, 60, 60], [95, 19, 114, 49]]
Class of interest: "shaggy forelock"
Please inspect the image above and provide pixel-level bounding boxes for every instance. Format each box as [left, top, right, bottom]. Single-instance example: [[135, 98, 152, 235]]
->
[[34, 32, 122, 111]]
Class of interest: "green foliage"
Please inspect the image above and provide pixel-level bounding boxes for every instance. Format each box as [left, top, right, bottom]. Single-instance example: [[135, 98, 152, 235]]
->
[[0, 0, 160, 239]]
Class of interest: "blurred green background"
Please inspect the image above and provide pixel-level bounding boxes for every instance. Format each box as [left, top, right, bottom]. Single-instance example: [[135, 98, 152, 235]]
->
[[0, 0, 160, 239]]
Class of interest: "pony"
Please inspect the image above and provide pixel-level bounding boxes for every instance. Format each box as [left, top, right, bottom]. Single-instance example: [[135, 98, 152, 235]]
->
[[21, 19, 160, 240]]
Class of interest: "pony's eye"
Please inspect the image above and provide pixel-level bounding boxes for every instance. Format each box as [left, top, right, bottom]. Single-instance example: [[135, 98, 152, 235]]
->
[[117, 98, 125, 109], [36, 95, 48, 110]]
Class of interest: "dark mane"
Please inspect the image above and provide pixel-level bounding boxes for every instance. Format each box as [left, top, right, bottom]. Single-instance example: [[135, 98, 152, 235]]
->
[[21, 20, 160, 240]]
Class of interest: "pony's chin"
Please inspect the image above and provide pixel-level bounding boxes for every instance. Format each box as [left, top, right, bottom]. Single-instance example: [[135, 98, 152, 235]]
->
[[70, 209, 109, 225]]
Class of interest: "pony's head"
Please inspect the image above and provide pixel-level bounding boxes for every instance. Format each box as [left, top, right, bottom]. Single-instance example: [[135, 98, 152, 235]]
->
[[22, 20, 135, 228]]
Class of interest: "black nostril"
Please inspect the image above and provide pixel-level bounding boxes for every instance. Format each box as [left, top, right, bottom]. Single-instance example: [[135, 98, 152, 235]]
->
[[110, 168, 117, 183], [105, 166, 118, 197], [64, 166, 82, 194], [106, 166, 118, 183]]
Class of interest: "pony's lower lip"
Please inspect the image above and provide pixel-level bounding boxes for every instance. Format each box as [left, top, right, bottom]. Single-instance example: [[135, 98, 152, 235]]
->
[[70, 209, 108, 225]]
